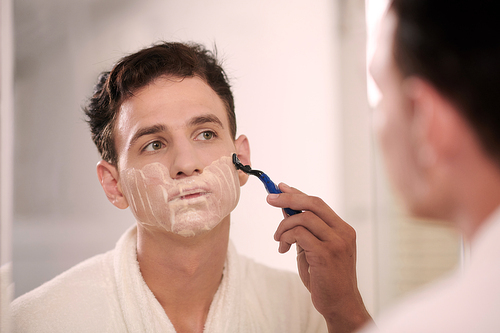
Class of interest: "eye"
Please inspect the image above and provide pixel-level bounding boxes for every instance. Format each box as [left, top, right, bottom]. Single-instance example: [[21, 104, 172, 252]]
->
[[196, 131, 216, 141], [144, 141, 164, 151]]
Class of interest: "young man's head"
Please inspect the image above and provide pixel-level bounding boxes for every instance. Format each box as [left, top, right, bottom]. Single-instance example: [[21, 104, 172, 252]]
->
[[85, 42, 237, 167], [390, 0, 500, 165], [84, 42, 250, 237], [370, 0, 500, 222]]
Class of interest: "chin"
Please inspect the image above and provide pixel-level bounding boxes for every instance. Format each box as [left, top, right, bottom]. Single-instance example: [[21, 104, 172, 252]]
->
[[172, 226, 212, 238], [404, 196, 453, 225], [169, 214, 224, 238]]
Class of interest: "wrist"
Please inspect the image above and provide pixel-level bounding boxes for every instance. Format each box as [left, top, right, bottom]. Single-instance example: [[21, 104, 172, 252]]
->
[[324, 304, 372, 333]]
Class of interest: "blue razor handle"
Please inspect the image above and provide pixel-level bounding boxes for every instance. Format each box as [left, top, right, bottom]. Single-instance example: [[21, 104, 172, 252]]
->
[[258, 173, 302, 216], [231, 153, 301, 216]]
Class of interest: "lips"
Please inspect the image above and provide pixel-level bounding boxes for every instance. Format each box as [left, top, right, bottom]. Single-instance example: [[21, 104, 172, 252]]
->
[[168, 187, 210, 202]]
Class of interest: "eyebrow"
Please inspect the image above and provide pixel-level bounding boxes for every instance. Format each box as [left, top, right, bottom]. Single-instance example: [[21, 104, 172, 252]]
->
[[128, 124, 166, 149], [127, 114, 224, 149], [188, 114, 224, 129]]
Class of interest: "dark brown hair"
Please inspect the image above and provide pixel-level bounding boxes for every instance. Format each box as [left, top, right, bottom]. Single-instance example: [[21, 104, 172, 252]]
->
[[84, 42, 236, 166], [391, 0, 500, 164]]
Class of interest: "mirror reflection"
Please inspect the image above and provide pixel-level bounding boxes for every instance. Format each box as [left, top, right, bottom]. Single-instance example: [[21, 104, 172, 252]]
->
[[6, 0, 461, 331]]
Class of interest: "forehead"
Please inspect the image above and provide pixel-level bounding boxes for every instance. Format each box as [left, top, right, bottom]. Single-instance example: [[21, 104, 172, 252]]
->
[[116, 76, 228, 131]]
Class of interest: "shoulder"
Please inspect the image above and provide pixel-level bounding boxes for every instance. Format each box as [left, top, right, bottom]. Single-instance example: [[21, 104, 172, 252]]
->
[[366, 268, 500, 333], [11, 250, 124, 332]]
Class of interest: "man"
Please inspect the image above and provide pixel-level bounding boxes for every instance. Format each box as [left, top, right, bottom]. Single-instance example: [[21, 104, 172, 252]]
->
[[269, 0, 500, 332], [11, 42, 328, 332]]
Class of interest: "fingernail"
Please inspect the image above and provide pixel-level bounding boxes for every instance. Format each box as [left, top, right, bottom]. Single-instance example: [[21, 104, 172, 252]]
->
[[268, 194, 279, 200]]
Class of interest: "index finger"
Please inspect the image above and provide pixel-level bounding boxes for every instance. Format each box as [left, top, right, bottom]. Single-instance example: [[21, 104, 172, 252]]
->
[[267, 184, 343, 229]]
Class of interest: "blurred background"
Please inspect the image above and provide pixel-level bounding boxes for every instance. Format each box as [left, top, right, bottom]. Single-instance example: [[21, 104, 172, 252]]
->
[[1, 0, 461, 327]]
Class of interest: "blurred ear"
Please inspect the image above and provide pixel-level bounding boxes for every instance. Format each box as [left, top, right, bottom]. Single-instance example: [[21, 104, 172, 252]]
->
[[96, 160, 129, 209], [404, 76, 464, 167], [234, 135, 250, 186]]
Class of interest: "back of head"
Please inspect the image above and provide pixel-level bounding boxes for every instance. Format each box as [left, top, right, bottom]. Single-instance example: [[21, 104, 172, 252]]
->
[[390, 0, 500, 165], [84, 42, 236, 166]]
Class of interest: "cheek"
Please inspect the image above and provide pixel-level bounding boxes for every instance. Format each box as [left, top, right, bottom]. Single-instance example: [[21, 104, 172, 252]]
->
[[118, 155, 240, 237], [203, 157, 240, 213], [120, 163, 174, 230], [374, 98, 413, 177], [375, 93, 411, 158], [375, 98, 431, 213], [373, 100, 396, 161]]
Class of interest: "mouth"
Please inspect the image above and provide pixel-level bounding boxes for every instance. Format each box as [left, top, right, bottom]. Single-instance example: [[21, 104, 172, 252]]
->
[[169, 188, 210, 202]]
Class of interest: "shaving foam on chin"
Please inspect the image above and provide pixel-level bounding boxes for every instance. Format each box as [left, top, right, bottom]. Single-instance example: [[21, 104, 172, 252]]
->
[[120, 155, 240, 237]]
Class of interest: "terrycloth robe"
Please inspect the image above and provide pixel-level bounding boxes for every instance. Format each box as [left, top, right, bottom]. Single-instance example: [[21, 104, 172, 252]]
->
[[12, 225, 327, 332]]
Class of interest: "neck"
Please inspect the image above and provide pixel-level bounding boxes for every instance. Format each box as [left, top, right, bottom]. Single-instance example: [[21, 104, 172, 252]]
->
[[136, 217, 230, 333]]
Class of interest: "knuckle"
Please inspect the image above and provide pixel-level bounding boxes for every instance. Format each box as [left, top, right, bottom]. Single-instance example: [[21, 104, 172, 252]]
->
[[281, 225, 306, 243], [306, 250, 330, 267], [301, 210, 316, 220], [291, 225, 308, 238], [328, 234, 355, 256], [346, 224, 357, 241], [309, 196, 325, 207]]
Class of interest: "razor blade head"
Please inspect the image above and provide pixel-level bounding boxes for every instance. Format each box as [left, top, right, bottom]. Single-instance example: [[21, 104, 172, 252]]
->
[[232, 153, 261, 176], [232, 153, 242, 168]]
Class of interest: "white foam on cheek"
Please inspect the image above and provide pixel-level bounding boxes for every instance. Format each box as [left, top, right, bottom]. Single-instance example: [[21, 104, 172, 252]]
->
[[120, 155, 240, 237]]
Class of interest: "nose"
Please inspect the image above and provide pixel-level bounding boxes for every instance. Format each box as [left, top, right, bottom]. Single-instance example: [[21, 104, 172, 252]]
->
[[168, 141, 204, 179]]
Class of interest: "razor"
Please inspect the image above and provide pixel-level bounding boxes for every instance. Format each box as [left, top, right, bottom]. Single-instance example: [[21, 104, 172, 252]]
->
[[232, 153, 301, 216]]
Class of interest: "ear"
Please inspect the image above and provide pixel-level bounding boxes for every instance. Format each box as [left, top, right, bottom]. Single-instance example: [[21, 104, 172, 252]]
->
[[234, 135, 251, 186], [96, 160, 129, 209], [404, 77, 463, 167]]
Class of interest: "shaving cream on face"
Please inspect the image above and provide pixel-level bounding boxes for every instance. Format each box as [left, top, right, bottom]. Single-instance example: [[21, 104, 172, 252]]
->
[[120, 155, 240, 237]]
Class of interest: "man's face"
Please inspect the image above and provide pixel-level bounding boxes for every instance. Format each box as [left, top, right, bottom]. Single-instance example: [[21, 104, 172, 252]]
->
[[369, 11, 431, 215], [112, 76, 244, 237]]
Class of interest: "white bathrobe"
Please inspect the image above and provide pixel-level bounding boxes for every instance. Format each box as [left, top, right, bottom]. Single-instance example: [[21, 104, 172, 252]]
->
[[11, 225, 327, 332], [359, 207, 500, 333]]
